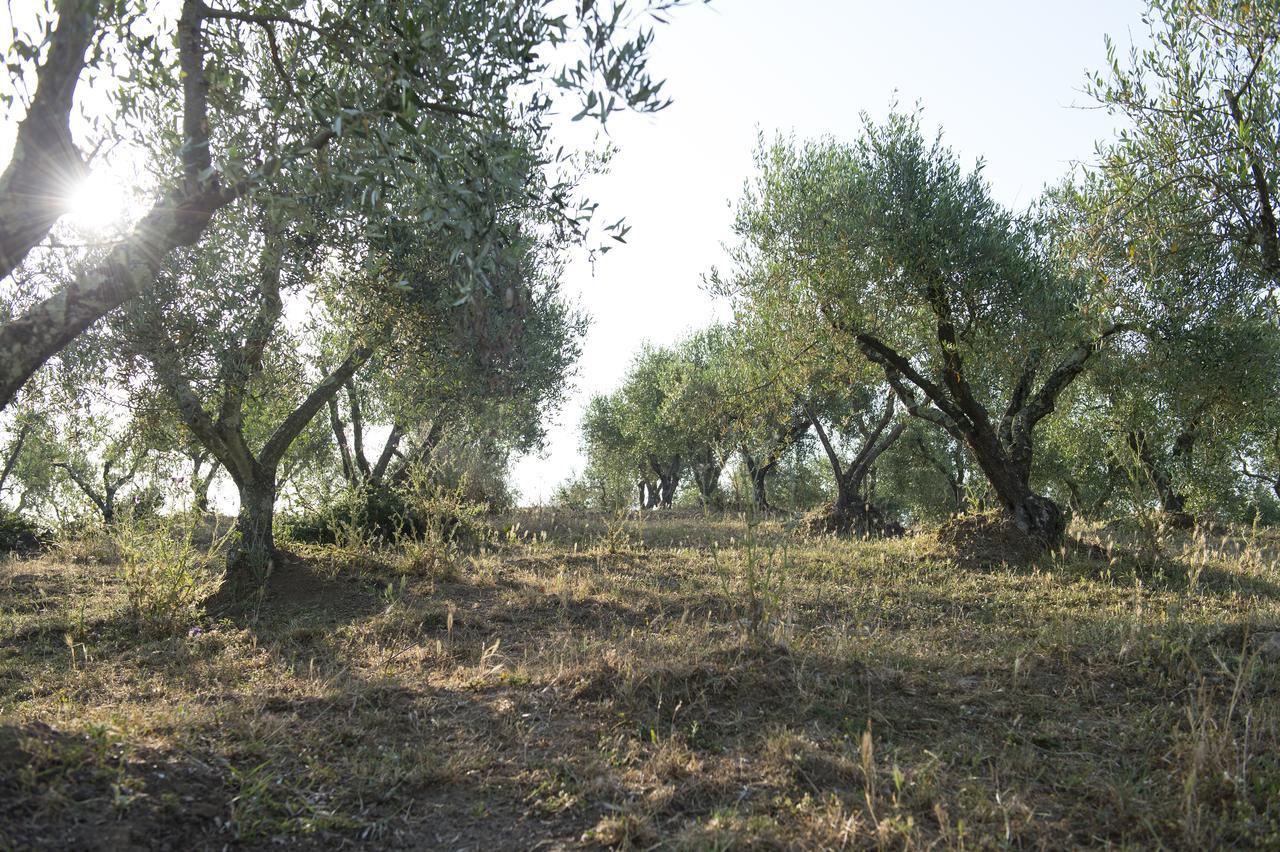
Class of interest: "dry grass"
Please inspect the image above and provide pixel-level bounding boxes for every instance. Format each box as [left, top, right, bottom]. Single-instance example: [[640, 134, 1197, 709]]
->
[[2, 510, 1279, 849]]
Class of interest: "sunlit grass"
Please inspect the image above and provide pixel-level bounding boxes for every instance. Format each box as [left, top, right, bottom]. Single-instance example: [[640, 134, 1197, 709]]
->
[[2, 511, 1278, 847]]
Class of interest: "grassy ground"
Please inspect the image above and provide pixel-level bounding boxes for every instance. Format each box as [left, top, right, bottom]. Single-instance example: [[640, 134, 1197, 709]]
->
[[2, 510, 1279, 849]]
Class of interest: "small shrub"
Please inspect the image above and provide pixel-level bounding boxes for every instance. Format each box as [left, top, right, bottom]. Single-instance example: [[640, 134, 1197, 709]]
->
[[594, 508, 641, 555], [113, 517, 229, 634], [400, 472, 493, 553], [713, 513, 794, 641], [282, 470, 493, 553], [0, 509, 49, 555]]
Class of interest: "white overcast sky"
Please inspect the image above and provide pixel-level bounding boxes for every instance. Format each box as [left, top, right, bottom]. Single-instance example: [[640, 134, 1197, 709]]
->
[[510, 0, 1150, 503]]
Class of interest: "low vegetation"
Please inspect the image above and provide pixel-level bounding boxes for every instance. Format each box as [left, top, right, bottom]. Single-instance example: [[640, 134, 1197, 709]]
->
[[3, 512, 1279, 848]]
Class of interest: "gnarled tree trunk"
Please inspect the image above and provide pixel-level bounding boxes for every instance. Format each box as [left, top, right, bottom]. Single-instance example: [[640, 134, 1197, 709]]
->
[[854, 320, 1130, 549], [227, 472, 277, 589], [808, 393, 905, 537], [657, 473, 678, 508], [1127, 430, 1194, 528]]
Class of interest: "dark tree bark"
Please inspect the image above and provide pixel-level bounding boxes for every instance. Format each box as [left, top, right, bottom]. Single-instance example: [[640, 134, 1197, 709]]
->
[[230, 471, 277, 581], [370, 424, 405, 485], [741, 450, 772, 512], [0, 0, 98, 279], [1127, 430, 1194, 527], [346, 381, 371, 479], [807, 392, 906, 536], [851, 318, 1130, 546], [658, 474, 677, 508], [387, 420, 443, 487], [648, 457, 680, 508], [170, 347, 369, 587]]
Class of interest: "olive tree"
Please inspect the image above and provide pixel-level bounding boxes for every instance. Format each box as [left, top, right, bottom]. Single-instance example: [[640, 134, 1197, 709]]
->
[[730, 114, 1135, 545], [0, 0, 690, 409], [1089, 0, 1280, 294], [325, 261, 584, 498], [718, 320, 812, 513]]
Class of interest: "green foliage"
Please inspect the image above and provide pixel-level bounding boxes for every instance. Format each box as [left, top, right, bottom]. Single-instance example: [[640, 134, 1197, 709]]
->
[[1089, 0, 1280, 290], [283, 466, 493, 555], [113, 517, 230, 634], [712, 513, 794, 642], [580, 328, 743, 508], [551, 467, 634, 512], [0, 508, 49, 554]]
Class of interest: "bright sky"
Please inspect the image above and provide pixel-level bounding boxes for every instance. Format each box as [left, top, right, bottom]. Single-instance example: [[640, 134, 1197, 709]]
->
[[510, 0, 1150, 504]]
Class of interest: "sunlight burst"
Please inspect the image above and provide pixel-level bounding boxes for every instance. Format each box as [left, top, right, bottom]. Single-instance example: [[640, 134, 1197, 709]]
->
[[65, 170, 132, 234]]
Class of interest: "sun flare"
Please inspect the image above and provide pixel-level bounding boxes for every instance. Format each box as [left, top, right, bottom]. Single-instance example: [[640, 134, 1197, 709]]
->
[[65, 170, 132, 234]]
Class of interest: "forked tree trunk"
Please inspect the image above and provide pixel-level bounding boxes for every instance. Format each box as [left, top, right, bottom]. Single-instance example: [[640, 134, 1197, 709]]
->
[[808, 396, 905, 537], [852, 316, 1129, 552], [647, 457, 680, 508], [658, 473, 678, 508], [1127, 431, 1194, 528], [693, 464, 722, 506], [966, 437, 1066, 545], [101, 488, 117, 525]]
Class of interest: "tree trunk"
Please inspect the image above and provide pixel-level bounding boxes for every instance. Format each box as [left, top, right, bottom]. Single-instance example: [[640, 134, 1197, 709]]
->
[[967, 440, 1065, 544], [1126, 431, 1194, 527], [742, 450, 772, 512], [693, 464, 721, 506], [227, 474, 277, 589], [102, 487, 117, 525], [0, 424, 31, 495], [193, 481, 210, 514], [0, 0, 98, 279], [658, 473, 678, 508], [328, 395, 356, 483], [751, 465, 771, 511]]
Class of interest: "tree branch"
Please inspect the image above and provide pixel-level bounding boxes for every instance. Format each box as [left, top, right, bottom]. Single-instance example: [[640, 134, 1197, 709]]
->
[[370, 423, 405, 484], [1018, 324, 1132, 432], [261, 346, 373, 467], [51, 460, 107, 514], [854, 331, 972, 433], [0, 424, 31, 495], [0, 0, 98, 278]]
